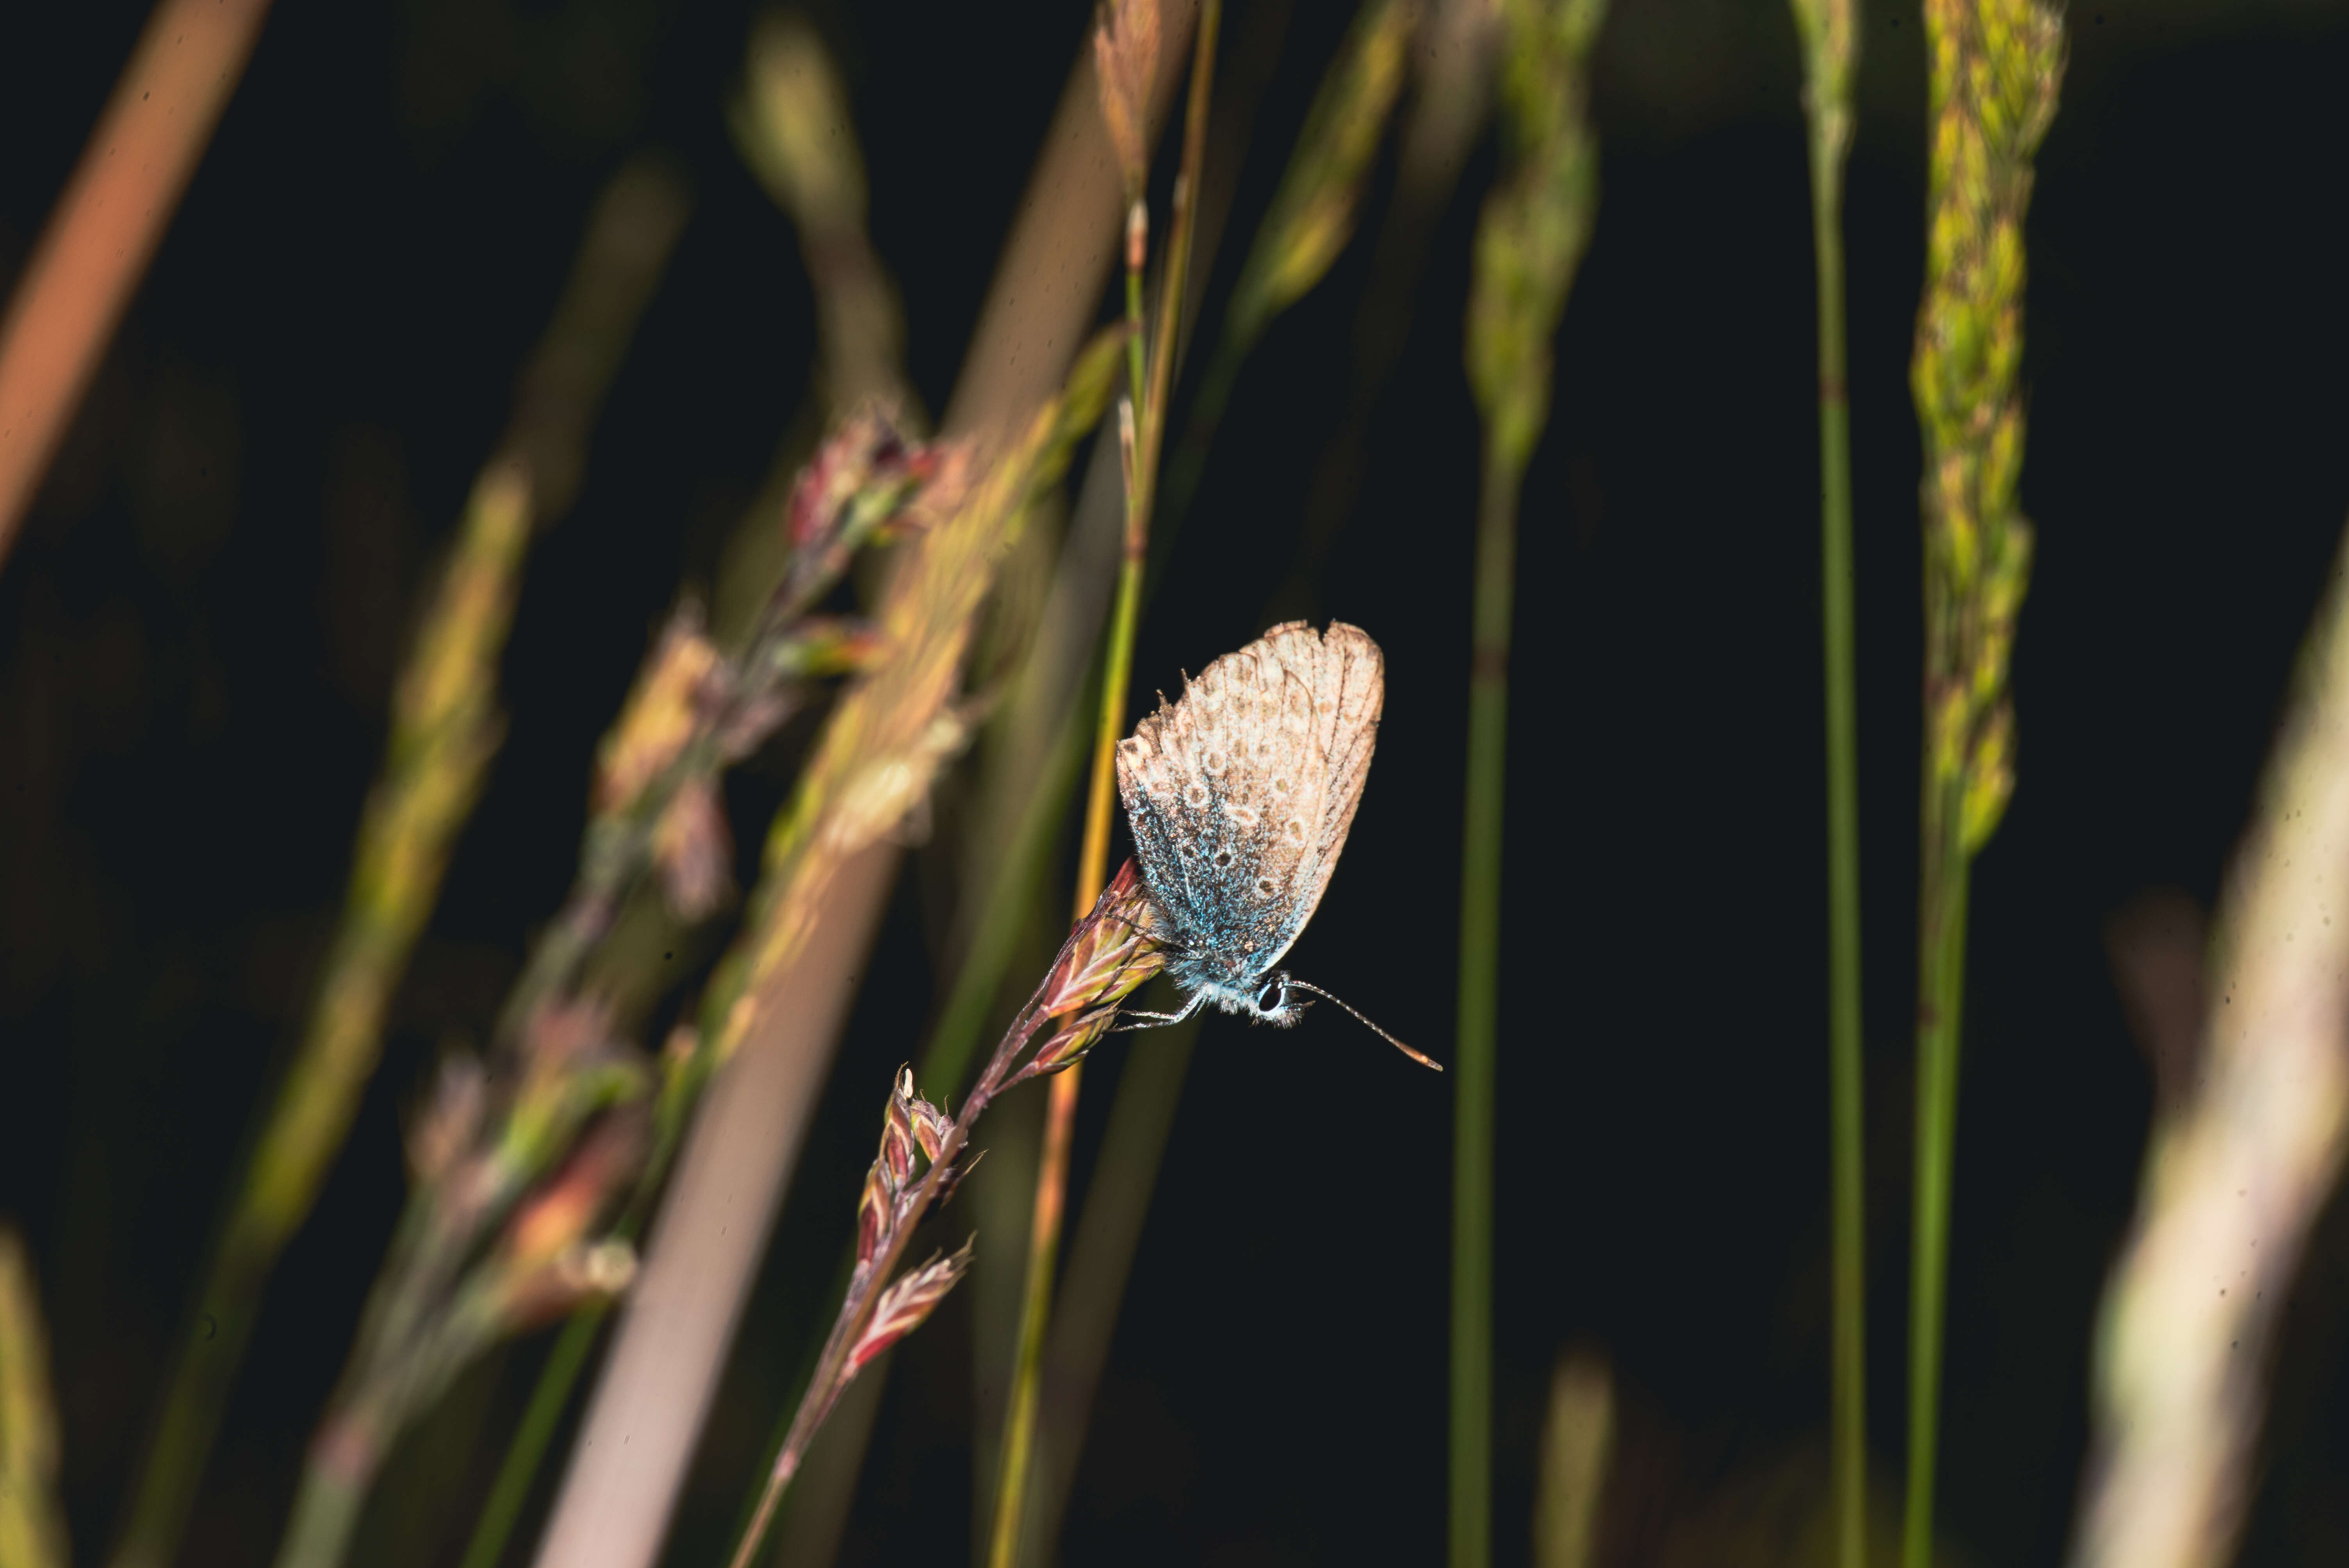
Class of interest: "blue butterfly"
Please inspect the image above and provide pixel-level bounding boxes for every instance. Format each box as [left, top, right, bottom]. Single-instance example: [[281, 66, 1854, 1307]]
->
[[1115, 620, 1437, 1070]]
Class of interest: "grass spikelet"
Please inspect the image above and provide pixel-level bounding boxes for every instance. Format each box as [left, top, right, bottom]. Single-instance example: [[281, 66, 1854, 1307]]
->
[[725, 862, 1167, 1568], [1904, 2, 2063, 1564]]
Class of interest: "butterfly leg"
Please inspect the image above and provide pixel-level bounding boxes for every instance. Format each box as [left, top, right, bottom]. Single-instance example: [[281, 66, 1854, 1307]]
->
[[1112, 985, 1207, 1032]]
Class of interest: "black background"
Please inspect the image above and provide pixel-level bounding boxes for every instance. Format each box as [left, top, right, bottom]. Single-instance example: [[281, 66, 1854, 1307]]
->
[[5, 0, 2349, 1563]]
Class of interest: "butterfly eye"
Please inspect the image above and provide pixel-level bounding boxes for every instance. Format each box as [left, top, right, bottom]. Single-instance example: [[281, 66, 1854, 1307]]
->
[[1255, 977, 1286, 1013]]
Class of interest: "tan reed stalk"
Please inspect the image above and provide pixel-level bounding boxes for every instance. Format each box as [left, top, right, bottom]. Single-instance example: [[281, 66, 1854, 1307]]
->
[[1456, 2, 1608, 1563], [2068, 516, 2349, 1568], [985, 8, 1219, 1564], [0, 1227, 67, 1568], [107, 160, 689, 1568], [0, 0, 274, 566], [1903, 3, 2062, 1564], [1786, 0, 1865, 1560], [724, 862, 1171, 1568]]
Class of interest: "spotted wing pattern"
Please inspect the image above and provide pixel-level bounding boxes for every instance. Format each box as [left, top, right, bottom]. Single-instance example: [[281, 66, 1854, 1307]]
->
[[1116, 621, 1383, 1005]]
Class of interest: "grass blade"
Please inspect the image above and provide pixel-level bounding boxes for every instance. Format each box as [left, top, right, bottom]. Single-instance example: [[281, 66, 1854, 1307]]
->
[[1456, 1, 1608, 1561], [1786, 0, 1866, 1559]]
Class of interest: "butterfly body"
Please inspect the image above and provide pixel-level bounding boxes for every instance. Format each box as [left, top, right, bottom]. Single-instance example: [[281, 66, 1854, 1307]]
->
[[1116, 620, 1383, 1030]]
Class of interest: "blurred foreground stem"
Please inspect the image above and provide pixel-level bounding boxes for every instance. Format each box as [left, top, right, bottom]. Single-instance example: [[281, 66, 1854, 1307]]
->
[[1902, 1, 2061, 1564], [986, 6, 1221, 1565], [107, 164, 685, 1568], [1456, 2, 1606, 1563], [2068, 524, 2349, 1568], [1787, 0, 1864, 1560]]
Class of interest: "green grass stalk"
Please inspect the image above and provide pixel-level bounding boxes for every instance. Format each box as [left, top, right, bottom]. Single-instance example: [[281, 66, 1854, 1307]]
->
[[1005, 13, 1441, 1546], [1453, 451, 1517, 1568], [986, 9, 1221, 1564], [1786, 0, 1864, 1559], [454, 1299, 606, 1568], [1905, 831, 1968, 1568], [1457, 2, 1607, 1561], [1902, 1, 2061, 1563]]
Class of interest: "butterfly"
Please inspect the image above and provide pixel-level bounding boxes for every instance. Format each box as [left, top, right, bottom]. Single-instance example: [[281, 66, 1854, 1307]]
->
[[1114, 620, 1438, 1070]]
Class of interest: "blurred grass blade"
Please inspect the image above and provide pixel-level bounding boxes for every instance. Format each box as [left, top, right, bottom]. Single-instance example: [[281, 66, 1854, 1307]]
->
[[1158, 0, 1418, 530], [1457, 1, 1608, 1564], [1903, 3, 2062, 1564], [1269, 0, 1505, 617], [1785, 0, 1864, 1561], [1533, 1349, 1614, 1568], [732, 11, 912, 420], [110, 157, 689, 1568], [0, 1227, 68, 1568], [2070, 520, 2349, 1568], [0, 0, 274, 568]]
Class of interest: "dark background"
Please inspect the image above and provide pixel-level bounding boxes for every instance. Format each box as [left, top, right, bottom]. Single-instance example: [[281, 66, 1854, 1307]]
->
[[5, 0, 2349, 1563]]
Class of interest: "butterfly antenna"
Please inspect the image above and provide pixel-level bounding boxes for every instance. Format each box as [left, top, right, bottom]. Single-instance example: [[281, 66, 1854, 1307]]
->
[[1285, 980, 1443, 1072]]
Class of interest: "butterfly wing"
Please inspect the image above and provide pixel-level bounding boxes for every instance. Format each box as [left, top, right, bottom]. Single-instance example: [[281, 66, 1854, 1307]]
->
[[1115, 622, 1384, 999], [1259, 620, 1382, 944]]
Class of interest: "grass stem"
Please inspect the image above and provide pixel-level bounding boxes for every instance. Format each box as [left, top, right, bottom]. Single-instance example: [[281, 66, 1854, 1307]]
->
[[1452, 449, 1519, 1568], [1455, 2, 1608, 1559], [984, 7, 1221, 1565], [1785, 0, 1864, 1557], [1904, 829, 1968, 1568]]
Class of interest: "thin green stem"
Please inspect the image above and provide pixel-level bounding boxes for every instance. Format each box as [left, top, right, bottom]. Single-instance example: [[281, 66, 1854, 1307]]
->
[[1807, 103, 1867, 1568], [1453, 450, 1521, 1568], [454, 1303, 609, 1568], [987, 7, 1220, 1564], [1905, 807, 1969, 1568]]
